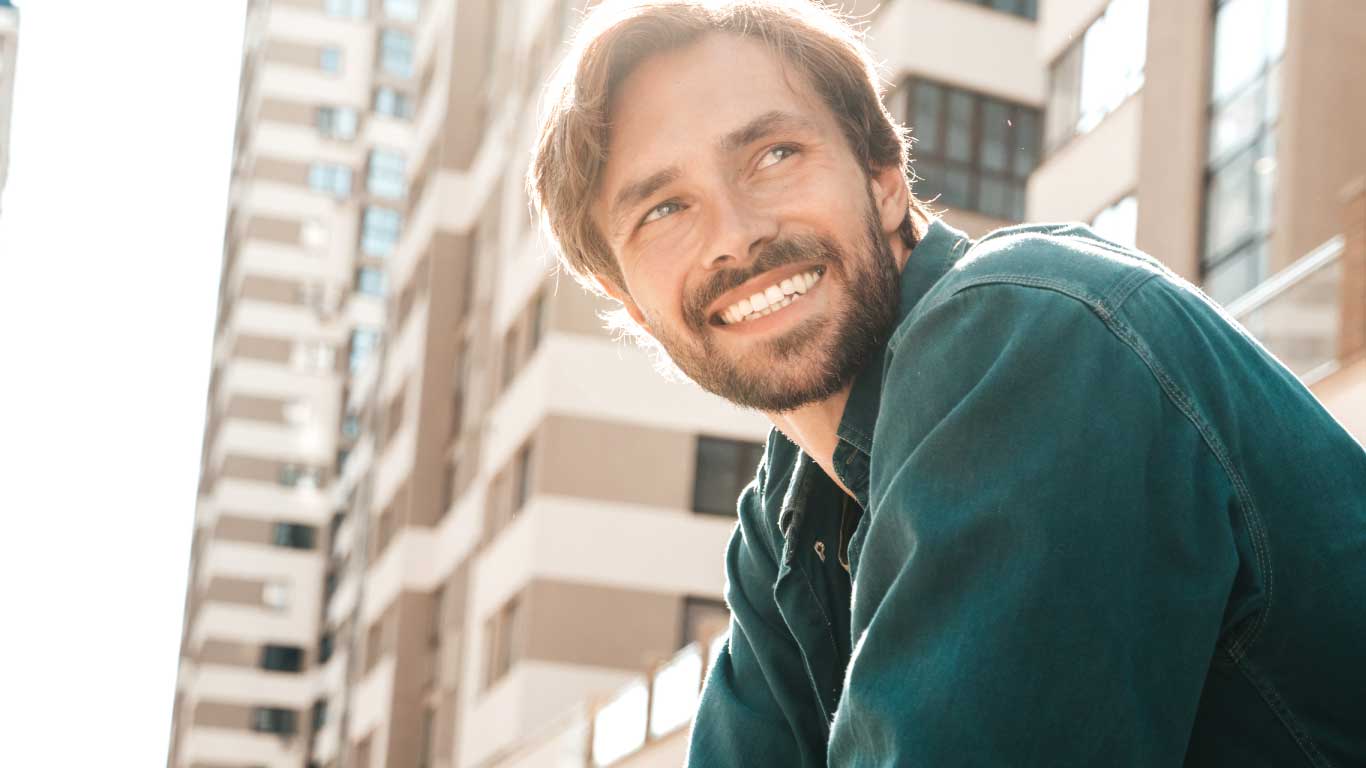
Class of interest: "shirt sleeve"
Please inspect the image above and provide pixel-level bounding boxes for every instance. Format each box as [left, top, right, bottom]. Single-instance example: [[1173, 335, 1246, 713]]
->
[[829, 284, 1241, 765], [687, 467, 829, 767]]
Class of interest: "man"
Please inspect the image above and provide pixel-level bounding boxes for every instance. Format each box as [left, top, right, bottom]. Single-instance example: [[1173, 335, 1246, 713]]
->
[[529, 1, 1366, 765]]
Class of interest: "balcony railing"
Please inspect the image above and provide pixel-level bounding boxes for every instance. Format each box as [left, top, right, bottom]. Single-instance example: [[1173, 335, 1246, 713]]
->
[[1226, 236, 1346, 385], [495, 633, 728, 768]]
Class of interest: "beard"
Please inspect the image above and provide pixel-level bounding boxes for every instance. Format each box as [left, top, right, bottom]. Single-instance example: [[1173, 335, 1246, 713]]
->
[[644, 196, 901, 412]]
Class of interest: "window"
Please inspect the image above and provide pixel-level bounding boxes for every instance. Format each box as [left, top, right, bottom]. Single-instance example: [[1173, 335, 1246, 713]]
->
[[1200, 0, 1285, 305], [251, 707, 298, 735], [356, 266, 388, 297], [308, 163, 352, 199], [316, 106, 358, 140], [483, 597, 522, 688], [680, 596, 731, 650], [692, 437, 765, 516], [1090, 195, 1138, 249], [902, 79, 1039, 221], [311, 699, 329, 731], [512, 443, 533, 515], [318, 631, 335, 664], [260, 644, 306, 673], [366, 149, 406, 199], [272, 522, 317, 550], [349, 328, 381, 373], [957, 0, 1037, 20], [319, 46, 343, 74], [373, 86, 415, 119], [279, 464, 322, 488], [383, 0, 421, 22], [378, 29, 415, 77], [1045, 0, 1149, 152], [417, 707, 435, 768], [262, 581, 290, 610], [324, 0, 367, 17], [360, 206, 402, 256]]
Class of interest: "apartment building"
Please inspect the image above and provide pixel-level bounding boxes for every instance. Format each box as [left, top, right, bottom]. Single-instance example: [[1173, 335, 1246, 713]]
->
[[172, 1, 1365, 767], [168, 0, 420, 765], [0, 0, 19, 215]]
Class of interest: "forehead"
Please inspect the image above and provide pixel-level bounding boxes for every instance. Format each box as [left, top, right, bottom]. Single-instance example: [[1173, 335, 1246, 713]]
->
[[596, 33, 837, 209]]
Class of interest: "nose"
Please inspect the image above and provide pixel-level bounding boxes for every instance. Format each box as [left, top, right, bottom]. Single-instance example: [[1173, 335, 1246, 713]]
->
[[700, 190, 778, 272]]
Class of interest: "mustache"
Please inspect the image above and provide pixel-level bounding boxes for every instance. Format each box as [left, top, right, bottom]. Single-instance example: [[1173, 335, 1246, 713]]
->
[[684, 234, 841, 329]]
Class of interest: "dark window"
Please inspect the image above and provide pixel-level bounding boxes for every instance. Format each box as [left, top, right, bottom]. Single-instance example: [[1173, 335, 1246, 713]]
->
[[958, 0, 1037, 20], [484, 596, 522, 688], [901, 78, 1039, 221], [692, 437, 765, 516], [272, 522, 317, 550], [260, 644, 306, 673], [311, 699, 328, 731], [318, 631, 335, 664], [251, 706, 298, 735], [680, 596, 731, 650]]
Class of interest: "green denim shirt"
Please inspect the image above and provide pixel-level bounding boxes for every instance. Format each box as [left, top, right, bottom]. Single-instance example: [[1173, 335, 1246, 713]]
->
[[686, 221, 1366, 767]]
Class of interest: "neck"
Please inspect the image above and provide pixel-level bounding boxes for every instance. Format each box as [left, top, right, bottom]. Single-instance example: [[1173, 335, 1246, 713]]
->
[[765, 387, 857, 498]]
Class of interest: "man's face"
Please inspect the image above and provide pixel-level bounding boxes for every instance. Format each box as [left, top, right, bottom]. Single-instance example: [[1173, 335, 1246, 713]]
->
[[594, 33, 906, 412]]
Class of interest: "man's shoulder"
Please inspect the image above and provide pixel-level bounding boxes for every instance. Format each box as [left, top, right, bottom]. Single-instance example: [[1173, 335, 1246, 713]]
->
[[912, 222, 1170, 327]]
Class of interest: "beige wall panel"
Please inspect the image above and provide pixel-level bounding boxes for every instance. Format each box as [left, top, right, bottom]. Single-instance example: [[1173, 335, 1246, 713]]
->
[[219, 454, 284, 483], [252, 156, 311, 187], [244, 215, 302, 245], [223, 394, 289, 424], [239, 274, 306, 305], [1274, 0, 1366, 271], [263, 40, 323, 69], [538, 414, 695, 510], [230, 334, 294, 364], [436, 0, 494, 170], [523, 580, 682, 671], [258, 97, 316, 126], [204, 576, 267, 607], [1135, 0, 1210, 281], [1027, 94, 1141, 224], [551, 281, 616, 338], [938, 207, 1015, 240], [191, 701, 252, 729], [213, 515, 275, 546], [1037, 0, 1110, 61], [198, 639, 258, 668]]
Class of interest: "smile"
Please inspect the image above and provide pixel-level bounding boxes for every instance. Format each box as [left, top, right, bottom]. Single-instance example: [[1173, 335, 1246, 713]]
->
[[716, 268, 824, 325]]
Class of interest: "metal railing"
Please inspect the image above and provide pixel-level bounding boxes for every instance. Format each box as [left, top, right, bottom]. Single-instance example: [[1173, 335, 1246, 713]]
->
[[1226, 236, 1346, 385]]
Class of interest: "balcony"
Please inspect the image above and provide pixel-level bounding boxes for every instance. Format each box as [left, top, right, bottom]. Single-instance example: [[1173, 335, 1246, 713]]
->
[[1226, 235, 1347, 384]]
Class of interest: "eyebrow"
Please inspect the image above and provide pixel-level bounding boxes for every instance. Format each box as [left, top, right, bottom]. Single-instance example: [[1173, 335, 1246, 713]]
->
[[608, 110, 819, 236]]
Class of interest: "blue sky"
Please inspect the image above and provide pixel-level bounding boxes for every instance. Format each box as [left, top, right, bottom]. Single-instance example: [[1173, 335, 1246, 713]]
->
[[0, 1, 244, 762]]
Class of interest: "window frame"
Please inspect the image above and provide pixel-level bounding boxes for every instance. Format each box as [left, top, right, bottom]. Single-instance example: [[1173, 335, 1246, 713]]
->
[[691, 436, 765, 516]]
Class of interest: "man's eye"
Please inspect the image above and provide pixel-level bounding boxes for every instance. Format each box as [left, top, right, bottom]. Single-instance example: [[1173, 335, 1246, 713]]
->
[[757, 145, 798, 170], [641, 200, 684, 226]]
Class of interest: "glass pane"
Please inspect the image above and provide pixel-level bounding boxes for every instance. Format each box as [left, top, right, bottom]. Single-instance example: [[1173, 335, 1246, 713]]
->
[[593, 681, 648, 766], [1255, 131, 1277, 236], [1205, 145, 1257, 261], [941, 166, 973, 210], [979, 100, 1010, 172], [945, 91, 976, 163], [1046, 43, 1082, 151], [911, 82, 943, 156], [649, 647, 703, 738], [383, 0, 420, 22], [1212, 0, 1270, 103], [1208, 78, 1265, 165], [1204, 242, 1266, 305], [978, 177, 1013, 219], [1012, 109, 1039, 178], [693, 437, 743, 515]]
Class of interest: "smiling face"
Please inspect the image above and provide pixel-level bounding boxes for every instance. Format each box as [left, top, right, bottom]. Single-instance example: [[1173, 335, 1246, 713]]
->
[[593, 33, 910, 412]]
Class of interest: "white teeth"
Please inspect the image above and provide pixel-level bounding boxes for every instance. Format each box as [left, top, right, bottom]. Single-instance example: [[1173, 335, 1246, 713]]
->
[[718, 269, 823, 325]]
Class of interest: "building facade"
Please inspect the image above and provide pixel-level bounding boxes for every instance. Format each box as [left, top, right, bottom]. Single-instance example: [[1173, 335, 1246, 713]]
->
[[0, 0, 19, 215], [171, 1, 1366, 767]]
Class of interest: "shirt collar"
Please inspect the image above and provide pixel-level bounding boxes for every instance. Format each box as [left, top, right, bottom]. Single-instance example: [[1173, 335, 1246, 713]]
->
[[832, 219, 971, 498]]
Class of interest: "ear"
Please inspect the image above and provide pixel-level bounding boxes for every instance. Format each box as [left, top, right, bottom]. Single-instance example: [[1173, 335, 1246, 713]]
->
[[594, 274, 651, 330], [868, 163, 910, 237]]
